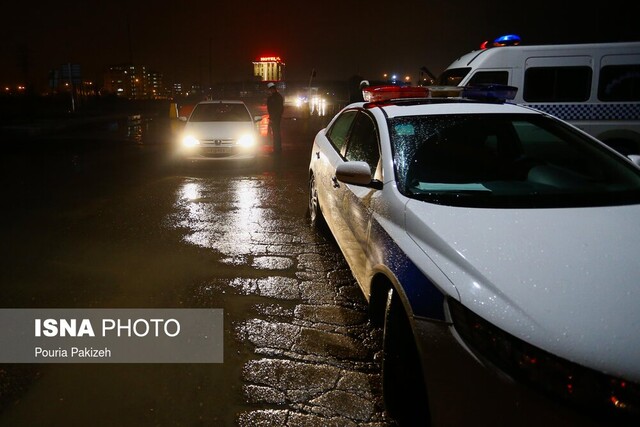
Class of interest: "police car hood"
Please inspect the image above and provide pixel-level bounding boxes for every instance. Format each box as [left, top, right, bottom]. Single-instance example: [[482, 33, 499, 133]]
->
[[405, 201, 640, 382]]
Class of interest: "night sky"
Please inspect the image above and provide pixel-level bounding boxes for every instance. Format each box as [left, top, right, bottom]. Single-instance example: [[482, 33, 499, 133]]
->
[[2, 0, 639, 91]]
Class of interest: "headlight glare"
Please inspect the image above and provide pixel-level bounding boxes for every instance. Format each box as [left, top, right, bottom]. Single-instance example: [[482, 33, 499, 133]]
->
[[182, 135, 200, 147], [237, 134, 256, 147]]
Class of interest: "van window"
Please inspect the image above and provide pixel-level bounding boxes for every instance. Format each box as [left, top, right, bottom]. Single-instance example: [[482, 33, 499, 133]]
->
[[523, 66, 592, 102], [437, 68, 470, 86], [468, 71, 509, 86], [598, 65, 640, 101]]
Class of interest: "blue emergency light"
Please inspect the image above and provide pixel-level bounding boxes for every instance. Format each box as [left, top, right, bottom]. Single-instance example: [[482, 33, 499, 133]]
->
[[493, 34, 521, 46]]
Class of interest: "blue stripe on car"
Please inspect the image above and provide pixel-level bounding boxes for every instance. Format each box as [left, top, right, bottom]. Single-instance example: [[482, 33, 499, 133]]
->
[[369, 218, 446, 321]]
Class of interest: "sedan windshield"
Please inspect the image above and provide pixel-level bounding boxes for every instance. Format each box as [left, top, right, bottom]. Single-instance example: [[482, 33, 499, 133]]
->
[[189, 103, 251, 122], [390, 113, 640, 208]]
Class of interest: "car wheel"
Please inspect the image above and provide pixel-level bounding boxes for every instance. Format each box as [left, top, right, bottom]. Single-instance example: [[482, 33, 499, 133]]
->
[[382, 287, 431, 426], [308, 173, 326, 229]]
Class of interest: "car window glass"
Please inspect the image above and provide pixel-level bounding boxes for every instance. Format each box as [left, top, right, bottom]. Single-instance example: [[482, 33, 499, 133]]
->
[[468, 71, 509, 86], [598, 64, 640, 101], [326, 110, 357, 153], [437, 68, 470, 86], [523, 66, 592, 102], [344, 113, 380, 176], [190, 103, 250, 122]]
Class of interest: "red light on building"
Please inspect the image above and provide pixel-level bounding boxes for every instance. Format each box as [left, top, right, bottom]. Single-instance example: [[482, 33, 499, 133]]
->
[[258, 56, 282, 62]]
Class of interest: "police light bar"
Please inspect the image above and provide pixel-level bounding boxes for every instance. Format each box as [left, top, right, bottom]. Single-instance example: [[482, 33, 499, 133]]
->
[[362, 85, 429, 102], [427, 86, 464, 98], [362, 84, 517, 103]]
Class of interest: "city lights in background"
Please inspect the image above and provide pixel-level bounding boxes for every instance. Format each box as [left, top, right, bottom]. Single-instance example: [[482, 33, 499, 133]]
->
[[381, 73, 413, 85], [310, 94, 326, 116], [3, 85, 26, 95], [293, 93, 327, 116]]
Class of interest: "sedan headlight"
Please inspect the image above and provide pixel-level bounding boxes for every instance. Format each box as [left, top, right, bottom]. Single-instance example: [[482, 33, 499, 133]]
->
[[182, 135, 200, 147], [237, 134, 256, 147]]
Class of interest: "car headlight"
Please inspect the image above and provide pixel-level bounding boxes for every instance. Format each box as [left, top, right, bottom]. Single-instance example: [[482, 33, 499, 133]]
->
[[448, 297, 640, 421], [237, 134, 256, 147], [182, 135, 200, 147]]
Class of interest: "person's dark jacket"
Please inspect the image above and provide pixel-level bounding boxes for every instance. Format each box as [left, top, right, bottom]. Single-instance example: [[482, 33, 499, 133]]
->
[[267, 91, 284, 119]]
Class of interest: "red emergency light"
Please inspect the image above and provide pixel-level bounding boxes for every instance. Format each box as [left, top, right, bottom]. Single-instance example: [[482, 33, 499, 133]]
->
[[362, 85, 429, 102]]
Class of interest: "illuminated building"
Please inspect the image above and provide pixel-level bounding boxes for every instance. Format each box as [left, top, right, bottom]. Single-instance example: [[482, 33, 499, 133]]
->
[[102, 64, 148, 99], [252, 56, 285, 82]]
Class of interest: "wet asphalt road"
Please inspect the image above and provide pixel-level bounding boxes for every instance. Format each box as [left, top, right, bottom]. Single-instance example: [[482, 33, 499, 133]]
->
[[0, 109, 397, 426]]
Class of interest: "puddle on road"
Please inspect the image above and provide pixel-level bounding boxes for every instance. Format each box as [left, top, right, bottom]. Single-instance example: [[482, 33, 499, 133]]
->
[[172, 178, 302, 258]]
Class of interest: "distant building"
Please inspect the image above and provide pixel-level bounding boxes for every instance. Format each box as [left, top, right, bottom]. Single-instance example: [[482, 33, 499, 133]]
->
[[147, 70, 168, 99], [172, 82, 183, 97], [188, 83, 202, 97], [102, 64, 149, 99], [253, 56, 285, 83]]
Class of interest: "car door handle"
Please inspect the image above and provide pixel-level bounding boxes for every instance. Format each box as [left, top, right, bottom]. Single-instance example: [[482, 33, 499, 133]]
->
[[332, 176, 340, 188]]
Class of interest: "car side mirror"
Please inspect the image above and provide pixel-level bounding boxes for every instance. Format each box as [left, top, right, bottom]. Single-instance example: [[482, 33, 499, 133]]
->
[[336, 161, 383, 189]]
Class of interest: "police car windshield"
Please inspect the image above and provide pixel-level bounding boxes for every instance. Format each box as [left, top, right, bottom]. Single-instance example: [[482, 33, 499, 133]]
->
[[390, 113, 640, 208]]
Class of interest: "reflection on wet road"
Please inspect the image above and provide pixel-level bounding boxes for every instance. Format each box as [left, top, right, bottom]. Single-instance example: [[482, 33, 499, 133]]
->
[[170, 168, 393, 425], [0, 113, 396, 426]]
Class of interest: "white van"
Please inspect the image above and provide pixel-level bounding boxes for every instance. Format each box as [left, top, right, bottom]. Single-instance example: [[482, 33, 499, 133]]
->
[[438, 41, 640, 154]]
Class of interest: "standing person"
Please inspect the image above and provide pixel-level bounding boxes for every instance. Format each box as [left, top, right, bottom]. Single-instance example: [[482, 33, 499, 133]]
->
[[266, 82, 284, 154]]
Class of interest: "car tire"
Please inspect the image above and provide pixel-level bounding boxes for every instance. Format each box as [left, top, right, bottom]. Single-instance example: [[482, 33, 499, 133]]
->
[[382, 287, 431, 426], [308, 173, 326, 230]]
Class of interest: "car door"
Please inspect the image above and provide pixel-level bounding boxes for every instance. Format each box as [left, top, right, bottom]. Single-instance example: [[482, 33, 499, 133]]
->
[[338, 111, 381, 286], [315, 109, 357, 235]]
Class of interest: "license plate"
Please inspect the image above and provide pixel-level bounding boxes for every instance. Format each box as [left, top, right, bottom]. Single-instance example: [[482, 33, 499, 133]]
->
[[205, 147, 232, 154]]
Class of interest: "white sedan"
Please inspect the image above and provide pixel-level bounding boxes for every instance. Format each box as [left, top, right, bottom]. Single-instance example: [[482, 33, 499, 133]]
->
[[178, 100, 262, 162], [307, 85, 640, 426]]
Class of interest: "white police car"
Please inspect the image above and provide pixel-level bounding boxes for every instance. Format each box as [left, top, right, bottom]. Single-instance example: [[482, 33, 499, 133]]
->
[[307, 84, 640, 426]]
